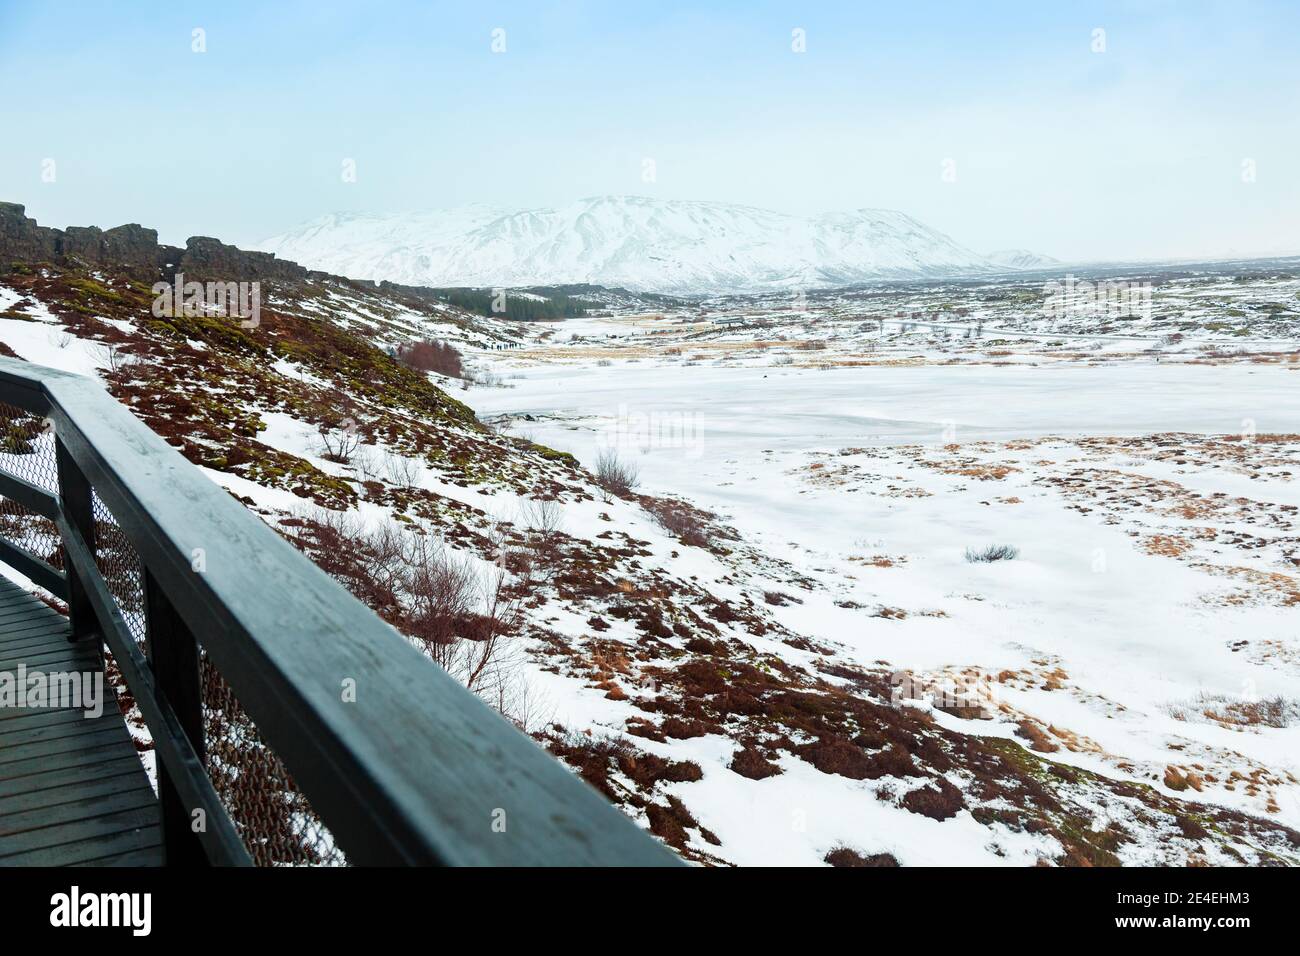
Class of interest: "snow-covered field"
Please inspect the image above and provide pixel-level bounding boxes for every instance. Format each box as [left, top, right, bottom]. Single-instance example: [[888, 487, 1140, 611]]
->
[[465, 316, 1300, 845]]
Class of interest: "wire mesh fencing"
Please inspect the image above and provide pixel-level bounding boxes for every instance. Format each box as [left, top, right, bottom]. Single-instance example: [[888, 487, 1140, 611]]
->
[[90, 490, 146, 646], [89, 483, 346, 865], [0, 401, 62, 573], [199, 650, 347, 866]]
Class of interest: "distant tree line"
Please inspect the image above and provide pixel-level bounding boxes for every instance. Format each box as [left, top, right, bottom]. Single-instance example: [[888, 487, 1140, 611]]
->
[[431, 288, 597, 321]]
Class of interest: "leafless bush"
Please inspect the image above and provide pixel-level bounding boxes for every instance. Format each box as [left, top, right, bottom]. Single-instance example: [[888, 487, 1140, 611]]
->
[[486, 670, 553, 734], [965, 544, 1019, 563], [399, 531, 524, 694], [520, 497, 564, 572], [593, 448, 639, 502], [285, 510, 528, 709], [646, 497, 711, 548], [396, 339, 463, 377], [403, 534, 478, 658], [384, 451, 422, 491], [1166, 693, 1299, 729], [316, 422, 361, 464], [350, 445, 381, 481], [94, 342, 138, 373]]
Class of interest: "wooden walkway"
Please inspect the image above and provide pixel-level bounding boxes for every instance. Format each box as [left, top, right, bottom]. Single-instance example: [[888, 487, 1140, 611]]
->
[[0, 577, 160, 865]]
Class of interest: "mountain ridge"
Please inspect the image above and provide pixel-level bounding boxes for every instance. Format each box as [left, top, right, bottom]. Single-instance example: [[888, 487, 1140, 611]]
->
[[259, 196, 1047, 294]]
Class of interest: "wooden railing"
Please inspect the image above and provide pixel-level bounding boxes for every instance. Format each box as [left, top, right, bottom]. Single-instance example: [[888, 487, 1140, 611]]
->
[[0, 356, 676, 866]]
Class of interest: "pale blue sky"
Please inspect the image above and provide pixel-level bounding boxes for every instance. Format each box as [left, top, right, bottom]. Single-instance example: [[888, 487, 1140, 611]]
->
[[1, 0, 1296, 261]]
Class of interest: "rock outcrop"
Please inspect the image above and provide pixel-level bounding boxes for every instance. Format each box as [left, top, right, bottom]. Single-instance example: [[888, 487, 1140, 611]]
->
[[0, 201, 306, 284]]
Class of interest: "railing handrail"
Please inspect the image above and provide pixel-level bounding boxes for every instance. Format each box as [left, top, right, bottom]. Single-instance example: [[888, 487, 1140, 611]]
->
[[0, 355, 677, 866]]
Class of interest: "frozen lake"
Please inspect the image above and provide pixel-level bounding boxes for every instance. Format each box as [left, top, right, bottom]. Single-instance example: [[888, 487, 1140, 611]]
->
[[467, 356, 1300, 837], [468, 360, 1300, 508]]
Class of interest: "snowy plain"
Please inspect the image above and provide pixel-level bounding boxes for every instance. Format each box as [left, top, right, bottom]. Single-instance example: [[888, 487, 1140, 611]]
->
[[464, 333, 1300, 840]]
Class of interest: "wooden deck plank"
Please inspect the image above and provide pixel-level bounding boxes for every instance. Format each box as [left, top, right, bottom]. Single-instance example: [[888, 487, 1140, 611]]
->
[[2, 714, 128, 748], [22, 830, 162, 867], [0, 768, 154, 817], [0, 622, 81, 644], [0, 615, 77, 634], [0, 629, 94, 651], [0, 754, 149, 799], [0, 632, 84, 655], [71, 843, 165, 867], [0, 706, 110, 729], [0, 799, 157, 859], [0, 741, 147, 784], [0, 787, 160, 837], [0, 654, 101, 678], [0, 812, 161, 866], [0, 613, 63, 631], [0, 648, 100, 673], [0, 584, 159, 866], [0, 727, 134, 766]]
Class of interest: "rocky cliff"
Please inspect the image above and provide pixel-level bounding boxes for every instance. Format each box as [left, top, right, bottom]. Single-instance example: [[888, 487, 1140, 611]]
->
[[0, 201, 308, 284]]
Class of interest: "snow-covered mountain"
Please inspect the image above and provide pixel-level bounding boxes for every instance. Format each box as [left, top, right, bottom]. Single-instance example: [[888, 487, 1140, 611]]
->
[[985, 248, 1061, 271], [259, 196, 1013, 294]]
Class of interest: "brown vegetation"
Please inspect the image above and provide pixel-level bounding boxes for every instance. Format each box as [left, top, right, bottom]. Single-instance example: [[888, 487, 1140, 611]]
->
[[396, 339, 463, 378]]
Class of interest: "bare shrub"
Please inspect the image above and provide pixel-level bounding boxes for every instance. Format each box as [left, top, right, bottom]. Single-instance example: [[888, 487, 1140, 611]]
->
[[763, 590, 799, 606], [593, 448, 639, 501], [384, 451, 422, 491], [402, 535, 478, 661], [396, 339, 463, 378], [401, 531, 524, 693], [824, 847, 899, 867], [486, 667, 552, 734], [94, 342, 138, 373], [316, 422, 361, 464], [350, 444, 380, 480], [730, 745, 782, 780], [283, 510, 527, 713], [965, 544, 1019, 563], [1166, 693, 1299, 729], [358, 518, 407, 596], [520, 497, 564, 573], [647, 498, 711, 548], [899, 778, 964, 820], [282, 507, 400, 612]]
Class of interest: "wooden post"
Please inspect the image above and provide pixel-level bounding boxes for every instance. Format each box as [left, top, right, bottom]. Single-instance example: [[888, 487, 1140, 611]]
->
[[144, 568, 210, 866], [54, 434, 98, 644]]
